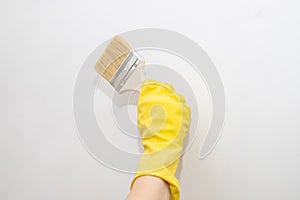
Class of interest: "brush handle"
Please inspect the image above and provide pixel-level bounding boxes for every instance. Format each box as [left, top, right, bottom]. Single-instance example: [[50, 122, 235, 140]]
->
[[119, 62, 145, 93]]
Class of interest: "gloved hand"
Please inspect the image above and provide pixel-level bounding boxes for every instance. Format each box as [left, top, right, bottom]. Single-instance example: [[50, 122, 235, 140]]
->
[[130, 79, 191, 200]]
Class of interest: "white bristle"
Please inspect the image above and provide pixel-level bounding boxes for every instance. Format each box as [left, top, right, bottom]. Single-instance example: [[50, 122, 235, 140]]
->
[[94, 35, 132, 81]]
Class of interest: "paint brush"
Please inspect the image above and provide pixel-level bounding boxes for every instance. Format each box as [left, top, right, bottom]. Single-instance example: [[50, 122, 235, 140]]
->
[[94, 35, 145, 93]]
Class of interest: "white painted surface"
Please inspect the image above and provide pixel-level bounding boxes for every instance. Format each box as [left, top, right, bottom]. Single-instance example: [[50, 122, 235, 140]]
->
[[0, 0, 300, 199]]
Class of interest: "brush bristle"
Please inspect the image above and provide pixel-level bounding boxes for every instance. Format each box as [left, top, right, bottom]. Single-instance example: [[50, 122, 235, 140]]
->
[[94, 35, 132, 82]]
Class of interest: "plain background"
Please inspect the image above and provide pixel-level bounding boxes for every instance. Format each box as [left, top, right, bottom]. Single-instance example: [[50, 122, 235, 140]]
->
[[1, 0, 300, 199]]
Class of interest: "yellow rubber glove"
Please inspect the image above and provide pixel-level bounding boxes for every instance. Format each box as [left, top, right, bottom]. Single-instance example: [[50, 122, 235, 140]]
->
[[130, 79, 191, 200]]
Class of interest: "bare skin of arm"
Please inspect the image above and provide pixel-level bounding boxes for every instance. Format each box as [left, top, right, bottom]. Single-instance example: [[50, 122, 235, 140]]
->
[[126, 175, 170, 200]]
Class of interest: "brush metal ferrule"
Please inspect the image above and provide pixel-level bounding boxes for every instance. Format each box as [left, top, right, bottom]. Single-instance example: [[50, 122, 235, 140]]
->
[[110, 51, 143, 92]]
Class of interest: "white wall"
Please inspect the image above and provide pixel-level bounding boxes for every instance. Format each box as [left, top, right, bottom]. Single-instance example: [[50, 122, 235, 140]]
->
[[0, 0, 300, 199]]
